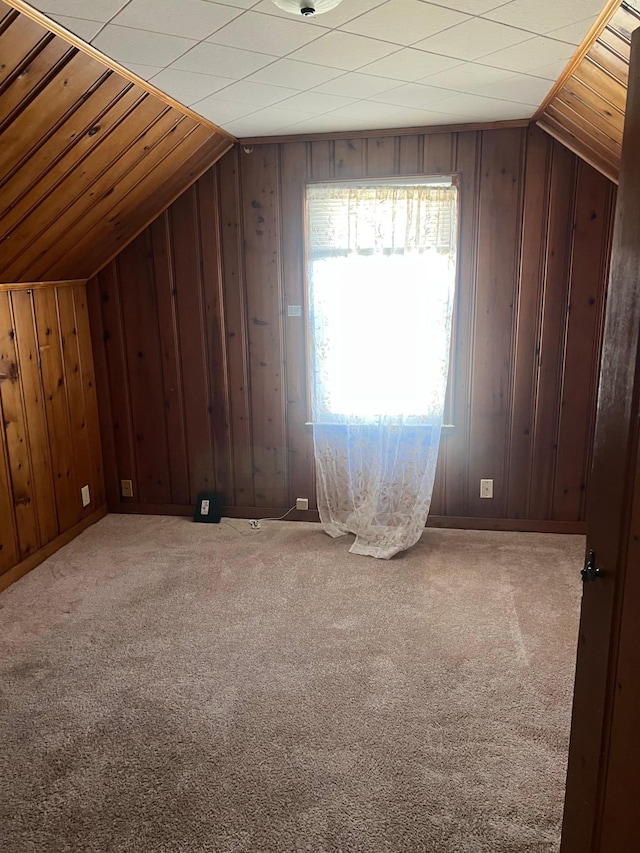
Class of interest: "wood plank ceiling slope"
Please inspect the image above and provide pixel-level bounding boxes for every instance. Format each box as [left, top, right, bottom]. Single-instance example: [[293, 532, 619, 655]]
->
[[0, 0, 234, 285], [536, 0, 640, 183]]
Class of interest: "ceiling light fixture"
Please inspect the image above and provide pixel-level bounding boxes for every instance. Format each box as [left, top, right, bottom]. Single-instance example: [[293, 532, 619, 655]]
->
[[271, 0, 343, 16]]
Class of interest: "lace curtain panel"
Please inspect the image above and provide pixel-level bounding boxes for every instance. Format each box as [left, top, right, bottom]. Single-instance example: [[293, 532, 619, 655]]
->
[[307, 181, 458, 559]]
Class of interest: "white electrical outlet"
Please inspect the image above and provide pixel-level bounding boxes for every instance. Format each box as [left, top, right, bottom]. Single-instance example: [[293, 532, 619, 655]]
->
[[121, 479, 134, 498], [296, 497, 309, 511], [480, 479, 494, 499], [81, 485, 91, 507]]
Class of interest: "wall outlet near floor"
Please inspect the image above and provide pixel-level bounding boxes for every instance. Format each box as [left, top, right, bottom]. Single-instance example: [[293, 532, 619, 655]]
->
[[296, 497, 309, 511], [480, 479, 494, 499], [81, 485, 91, 507], [121, 479, 134, 498]]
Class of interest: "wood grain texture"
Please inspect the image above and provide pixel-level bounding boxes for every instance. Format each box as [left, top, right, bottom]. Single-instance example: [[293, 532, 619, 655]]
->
[[89, 127, 615, 528], [537, 1, 640, 183], [561, 26, 640, 851], [0, 281, 104, 580], [0, 0, 232, 284]]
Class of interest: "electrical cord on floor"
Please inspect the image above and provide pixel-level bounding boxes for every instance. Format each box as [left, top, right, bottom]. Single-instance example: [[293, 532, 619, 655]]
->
[[244, 505, 298, 530], [259, 505, 297, 523], [221, 506, 298, 535], [221, 519, 261, 536]]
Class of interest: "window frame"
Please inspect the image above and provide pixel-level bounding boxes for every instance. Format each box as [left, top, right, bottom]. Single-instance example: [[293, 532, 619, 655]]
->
[[302, 173, 462, 430]]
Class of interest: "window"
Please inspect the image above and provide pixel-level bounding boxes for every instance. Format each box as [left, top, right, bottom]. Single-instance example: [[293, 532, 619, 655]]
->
[[305, 178, 459, 423]]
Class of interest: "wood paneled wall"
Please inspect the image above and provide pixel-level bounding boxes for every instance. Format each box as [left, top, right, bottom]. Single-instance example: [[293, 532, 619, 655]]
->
[[0, 282, 105, 590], [537, 1, 640, 184], [89, 124, 615, 530], [0, 0, 232, 284]]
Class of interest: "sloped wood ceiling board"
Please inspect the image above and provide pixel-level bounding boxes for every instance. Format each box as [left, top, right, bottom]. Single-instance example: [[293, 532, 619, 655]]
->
[[537, 1, 640, 184], [0, 0, 233, 284]]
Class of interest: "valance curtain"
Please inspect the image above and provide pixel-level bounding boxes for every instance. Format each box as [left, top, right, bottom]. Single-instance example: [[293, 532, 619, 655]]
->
[[307, 181, 458, 559]]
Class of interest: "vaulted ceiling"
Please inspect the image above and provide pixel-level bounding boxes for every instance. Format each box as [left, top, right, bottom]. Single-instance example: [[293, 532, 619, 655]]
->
[[537, 0, 640, 183], [0, 0, 233, 284], [1, 0, 636, 290], [17, 0, 607, 138]]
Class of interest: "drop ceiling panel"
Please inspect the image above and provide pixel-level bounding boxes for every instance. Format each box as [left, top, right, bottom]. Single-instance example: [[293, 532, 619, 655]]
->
[[111, 0, 243, 40], [413, 18, 533, 61], [357, 48, 463, 82], [50, 14, 102, 40], [150, 68, 237, 105], [338, 0, 470, 46], [21, 0, 606, 137], [287, 30, 398, 69], [245, 58, 343, 88], [171, 42, 278, 77], [313, 71, 406, 98], [207, 10, 328, 53], [92, 24, 196, 65], [483, 0, 605, 34]]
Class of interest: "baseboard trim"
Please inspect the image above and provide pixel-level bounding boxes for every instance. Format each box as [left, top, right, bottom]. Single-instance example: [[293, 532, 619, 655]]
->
[[0, 505, 108, 593], [110, 503, 586, 535], [427, 516, 586, 534]]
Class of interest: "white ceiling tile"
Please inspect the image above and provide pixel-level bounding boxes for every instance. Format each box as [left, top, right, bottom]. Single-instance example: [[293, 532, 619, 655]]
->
[[191, 96, 259, 123], [225, 105, 315, 133], [527, 58, 571, 82], [30, 0, 129, 22], [479, 35, 574, 73], [433, 91, 532, 120], [413, 18, 533, 62], [149, 68, 237, 105], [481, 0, 603, 36], [170, 42, 278, 78], [91, 25, 196, 66], [424, 0, 511, 12], [50, 14, 104, 41], [275, 90, 356, 113], [376, 107, 473, 128], [121, 62, 166, 80], [327, 99, 419, 121], [207, 79, 299, 105], [111, 0, 242, 41], [288, 31, 398, 70], [546, 17, 595, 46], [419, 62, 514, 91], [207, 0, 262, 8], [313, 72, 403, 98], [275, 113, 367, 134], [245, 58, 342, 89], [475, 73, 554, 106], [251, 0, 389, 28], [369, 82, 449, 108], [206, 10, 327, 55], [340, 0, 471, 46], [358, 48, 462, 82]]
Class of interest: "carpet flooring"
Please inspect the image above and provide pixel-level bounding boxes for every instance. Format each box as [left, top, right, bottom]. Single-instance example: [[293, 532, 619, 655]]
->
[[0, 515, 583, 853]]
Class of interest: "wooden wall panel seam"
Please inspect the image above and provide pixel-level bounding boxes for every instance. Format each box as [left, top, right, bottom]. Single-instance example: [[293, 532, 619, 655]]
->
[[4, 106, 180, 280], [0, 81, 142, 203], [36, 119, 208, 281], [502, 128, 529, 520]]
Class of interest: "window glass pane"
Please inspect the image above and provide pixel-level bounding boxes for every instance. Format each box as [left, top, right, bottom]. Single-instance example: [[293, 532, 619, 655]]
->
[[306, 180, 458, 422]]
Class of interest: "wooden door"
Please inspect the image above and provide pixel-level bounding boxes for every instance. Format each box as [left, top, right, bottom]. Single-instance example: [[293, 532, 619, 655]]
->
[[560, 28, 640, 853]]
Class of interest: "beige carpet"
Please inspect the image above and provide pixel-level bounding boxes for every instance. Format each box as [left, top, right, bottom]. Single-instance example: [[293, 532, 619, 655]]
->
[[0, 515, 582, 853]]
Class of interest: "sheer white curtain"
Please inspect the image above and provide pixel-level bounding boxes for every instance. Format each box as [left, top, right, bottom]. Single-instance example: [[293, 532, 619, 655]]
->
[[307, 181, 458, 559]]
